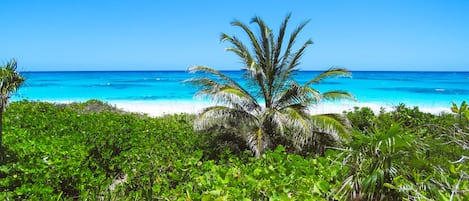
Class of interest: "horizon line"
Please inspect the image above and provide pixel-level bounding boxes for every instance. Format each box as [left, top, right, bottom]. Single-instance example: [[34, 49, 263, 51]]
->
[[19, 69, 469, 73]]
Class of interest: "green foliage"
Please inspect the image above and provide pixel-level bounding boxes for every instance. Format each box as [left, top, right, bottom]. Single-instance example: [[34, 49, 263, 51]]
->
[[343, 103, 469, 201], [391, 163, 469, 201], [187, 147, 345, 200], [1, 100, 468, 200], [451, 101, 469, 127], [0, 100, 344, 200], [345, 106, 377, 132], [337, 124, 425, 200], [0, 100, 207, 199]]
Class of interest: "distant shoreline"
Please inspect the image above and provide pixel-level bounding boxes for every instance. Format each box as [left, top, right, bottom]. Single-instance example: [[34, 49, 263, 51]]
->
[[16, 99, 450, 117], [13, 71, 467, 114], [109, 100, 451, 117], [13, 98, 465, 112]]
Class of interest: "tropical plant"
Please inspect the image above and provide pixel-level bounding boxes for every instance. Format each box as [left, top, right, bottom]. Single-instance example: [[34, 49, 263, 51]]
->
[[451, 101, 469, 127], [389, 103, 469, 201], [336, 124, 425, 201], [187, 14, 354, 157], [0, 59, 25, 147]]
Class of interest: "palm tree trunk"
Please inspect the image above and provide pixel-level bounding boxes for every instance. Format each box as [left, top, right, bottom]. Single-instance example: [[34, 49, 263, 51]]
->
[[0, 108, 3, 148]]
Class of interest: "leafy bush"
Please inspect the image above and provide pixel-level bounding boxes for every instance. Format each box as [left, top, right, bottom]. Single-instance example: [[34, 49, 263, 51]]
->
[[1, 100, 468, 200], [343, 103, 469, 201], [0, 100, 344, 200], [337, 124, 426, 200], [0, 100, 208, 199]]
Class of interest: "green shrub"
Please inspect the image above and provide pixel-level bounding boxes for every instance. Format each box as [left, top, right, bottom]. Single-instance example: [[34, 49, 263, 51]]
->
[[1, 100, 468, 200]]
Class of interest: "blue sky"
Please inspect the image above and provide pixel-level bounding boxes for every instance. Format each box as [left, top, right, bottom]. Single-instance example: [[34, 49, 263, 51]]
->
[[1, 0, 468, 71]]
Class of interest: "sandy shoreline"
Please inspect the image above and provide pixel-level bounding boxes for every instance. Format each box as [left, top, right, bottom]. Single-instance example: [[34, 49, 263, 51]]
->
[[107, 100, 452, 117]]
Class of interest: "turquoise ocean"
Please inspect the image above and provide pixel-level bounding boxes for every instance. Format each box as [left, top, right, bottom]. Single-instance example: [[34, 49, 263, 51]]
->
[[13, 71, 469, 112]]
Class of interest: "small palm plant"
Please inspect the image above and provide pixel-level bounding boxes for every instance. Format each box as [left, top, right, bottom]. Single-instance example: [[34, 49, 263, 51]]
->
[[0, 59, 25, 147], [187, 14, 354, 157], [337, 124, 424, 201], [451, 101, 469, 127]]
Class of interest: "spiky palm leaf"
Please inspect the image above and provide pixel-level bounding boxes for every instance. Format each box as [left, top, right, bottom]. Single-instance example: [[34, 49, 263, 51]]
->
[[0, 59, 25, 109], [187, 14, 354, 157], [451, 101, 469, 126], [336, 124, 423, 201]]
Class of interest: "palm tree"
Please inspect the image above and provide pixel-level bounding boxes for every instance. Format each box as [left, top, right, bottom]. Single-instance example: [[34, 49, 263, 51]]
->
[[0, 59, 25, 147], [187, 14, 354, 157]]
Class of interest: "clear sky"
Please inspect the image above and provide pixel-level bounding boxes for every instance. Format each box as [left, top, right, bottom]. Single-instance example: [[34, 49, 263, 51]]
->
[[1, 0, 468, 71]]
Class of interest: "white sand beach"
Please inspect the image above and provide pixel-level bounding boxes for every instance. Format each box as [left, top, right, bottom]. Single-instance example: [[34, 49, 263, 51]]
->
[[110, 100, 452, 117]]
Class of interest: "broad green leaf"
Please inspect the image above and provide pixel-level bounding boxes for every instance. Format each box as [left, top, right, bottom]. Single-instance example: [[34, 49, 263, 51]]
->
[[460, 100, 467, 111], [438, 191, 450, 201], [383, 183, 397, 190], [451, 102, 459, 113]]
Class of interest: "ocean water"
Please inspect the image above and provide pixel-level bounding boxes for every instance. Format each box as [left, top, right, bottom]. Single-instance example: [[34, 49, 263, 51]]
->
[[13, 71, 469, 110]]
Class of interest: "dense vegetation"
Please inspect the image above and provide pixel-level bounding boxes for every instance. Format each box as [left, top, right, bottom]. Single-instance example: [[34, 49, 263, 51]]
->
[[0, 100, 467, 200]]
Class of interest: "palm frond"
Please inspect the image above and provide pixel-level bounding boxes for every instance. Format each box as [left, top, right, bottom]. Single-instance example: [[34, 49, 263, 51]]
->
[[272, 19, 311, 99], [301, 85, 323, 104], [274, 81, 308, 109], [190, 81, 260, 112], [214, 86, 260, 111], [251, 16, 272, 70], [221, 33, 260, 77], [311, 114, 351, 143], [194, 105, 257, 131], [188, 66, 237, 85], [305, 67, 351, 85], [285, 39, 313, 73], [184, 77, 218, 89], [0, 59, 25, 109], [271, 41, 309, 100], [267, 109, 287, 137], [231, 20, 264, 67], [187, 66, 258, 105], [281, 106, 313, 149], [322, 90, 356, 101], [282, 19, 310, 62], [248, 16, 275, 107], [222, 24, 270, 105], [273, 13, 291, 64], [3, 59, 18, 71]]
